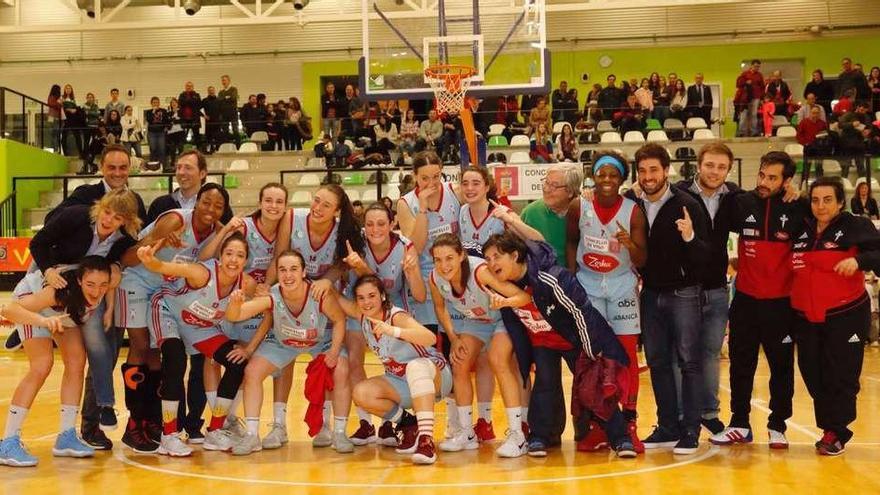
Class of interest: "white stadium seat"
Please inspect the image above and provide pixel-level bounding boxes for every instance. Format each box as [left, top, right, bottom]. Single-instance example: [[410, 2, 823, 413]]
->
[[623, 131, 645, 143], [510, 135, 530, 146], [692, 129, 716, 140], [228, 159, 249, 171], [772, 115, 789, 129], [646, 130, 670, 143], [238, 142, 259, 153], [299, 173, 321, 187], [290, 190, 312, 204], [552, 121, 566, 135], [784, 144, 804, 158], [250, 131, 269, 144], [488, 124, 506, 136], [600, 132, 622, 144], [509, 151, 531, 163], [685, 117, 708, 130], [596, 120, 615, 133], [776, 126, 796, 137], [217, 143, 237, 153]]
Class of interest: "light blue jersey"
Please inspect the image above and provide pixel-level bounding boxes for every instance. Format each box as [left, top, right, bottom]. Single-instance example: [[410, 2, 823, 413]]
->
[[289, 208, 338, 280], [430, 256, 504, 343], [241, 215, 277, 284], [361, 307, 446, 377], [346, 232, 413, 333], [267, 282, 329, 348], [459, 203, 505, 255], [13, 270, 98, 340]]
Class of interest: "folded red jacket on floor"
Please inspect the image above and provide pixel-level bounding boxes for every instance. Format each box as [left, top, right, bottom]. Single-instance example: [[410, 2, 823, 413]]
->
[[304, 354, 335, 437], [571, 352, 629, 421]]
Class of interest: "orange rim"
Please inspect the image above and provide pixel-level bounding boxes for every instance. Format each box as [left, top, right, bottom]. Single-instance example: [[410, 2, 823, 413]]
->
[[424, 64, 477, 91]]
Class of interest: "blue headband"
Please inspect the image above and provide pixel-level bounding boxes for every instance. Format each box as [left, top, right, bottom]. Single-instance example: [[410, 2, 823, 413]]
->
[[593, 155, 626, 177]]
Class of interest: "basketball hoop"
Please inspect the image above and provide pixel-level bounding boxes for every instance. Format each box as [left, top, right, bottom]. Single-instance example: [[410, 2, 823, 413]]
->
[[424, 64, 477, 114]]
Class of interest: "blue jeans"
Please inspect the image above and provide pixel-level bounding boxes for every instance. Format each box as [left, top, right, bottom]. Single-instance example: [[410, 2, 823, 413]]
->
[[528, 345, 580, 444], [149, 131, 166, 164], [700, 287, 729, 420], [641, 285, 704, 434], [80, 301, 116, 408]]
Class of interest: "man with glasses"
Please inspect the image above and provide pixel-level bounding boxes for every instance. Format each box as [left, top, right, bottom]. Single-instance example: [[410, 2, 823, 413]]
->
[[520, 164, 583, 266]]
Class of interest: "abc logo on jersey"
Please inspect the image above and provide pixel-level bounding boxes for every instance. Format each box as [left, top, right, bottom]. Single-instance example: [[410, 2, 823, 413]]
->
[[617, 299, 637, 308]]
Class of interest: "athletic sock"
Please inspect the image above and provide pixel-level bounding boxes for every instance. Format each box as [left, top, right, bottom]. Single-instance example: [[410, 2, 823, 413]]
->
[[161, 400, 179, 435], [457, 406, 474, 432], [386, 405, 403, 424], [446, 398, 459, 430], [246, 417, 260, 436], [205, 391, 218, 411], [477, 402, 492, 422], [322, 400, 332, 429], [273, 402, 288, 427], [506, 408, 523, 433], [416, 411, 435, 438], [60, 404, 78, 431], [208, 397, 232, 431], [357, 407, 372, 423], [4, 405, 28, 438], [333, 416, 348, 434], [521, 406, 529, 422]]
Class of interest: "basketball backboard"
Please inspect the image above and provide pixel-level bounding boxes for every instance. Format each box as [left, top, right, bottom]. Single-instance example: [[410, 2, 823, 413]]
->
[[359, 0, 549, 100]]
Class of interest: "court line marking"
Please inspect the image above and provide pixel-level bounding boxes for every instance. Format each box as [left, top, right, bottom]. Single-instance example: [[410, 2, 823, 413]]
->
[[115, 446, 721, 488], [718, 384, 819, 441]]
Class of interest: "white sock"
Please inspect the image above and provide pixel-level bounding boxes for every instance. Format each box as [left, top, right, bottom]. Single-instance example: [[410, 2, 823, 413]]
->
[[246, 417, 260, 436], [213, 397, 232, 419], [60, 404, 78, 431], [446, 398, 459, 429], [333, 416, 347, 434], [506, 408, 523, 433], [205, 391, 218, 411], [416, 411, 435, 437], [228, 390, 243, 419], [357, 407, 372, 423], [521, 406, 528, 422], [322, 400, 332, 429], [478, 402, 492, 422], [273, 402, 287, 427], [457, 405, 474, 431], [387, 406, 403, 424], [4, 405, 28, 437]]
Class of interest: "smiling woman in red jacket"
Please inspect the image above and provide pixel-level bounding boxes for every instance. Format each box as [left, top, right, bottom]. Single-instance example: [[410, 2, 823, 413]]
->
[[790, 176, 880, 456]]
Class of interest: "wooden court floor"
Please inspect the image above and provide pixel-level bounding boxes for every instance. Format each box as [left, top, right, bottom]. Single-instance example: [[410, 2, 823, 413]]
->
[[0, 345, 878, 495]]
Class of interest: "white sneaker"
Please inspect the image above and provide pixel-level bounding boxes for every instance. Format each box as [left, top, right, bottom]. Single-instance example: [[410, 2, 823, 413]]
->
[[768, 429, 789, 449], [158, 433, 193, 457], [438, 429, 479, 452], [333, 431, 355, 454], [709, 427, 753, 446], [232, 432, 263, 456], [445, 422, 460, 440], [222, 416, 247, 440], [312, 427, 333, 448], [203, 429, 235, 451], [495, 430, 528, 458], [262, 423, 289, 450]]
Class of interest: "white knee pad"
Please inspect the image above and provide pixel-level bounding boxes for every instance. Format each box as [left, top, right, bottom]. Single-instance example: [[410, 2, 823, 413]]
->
[[405, 358, 437, 399]]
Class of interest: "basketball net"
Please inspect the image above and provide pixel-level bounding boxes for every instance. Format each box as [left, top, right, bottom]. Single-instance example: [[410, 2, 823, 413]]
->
[[424, 64, 480, 166]]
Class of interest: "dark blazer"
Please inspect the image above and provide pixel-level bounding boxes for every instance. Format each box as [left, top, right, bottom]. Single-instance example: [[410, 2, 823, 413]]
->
[[851, 196, 880, 218], [147, 190, 233, 225], [45, 182, 148, 224], [686, 84, 713, 110], [30, 205, 136, 272]]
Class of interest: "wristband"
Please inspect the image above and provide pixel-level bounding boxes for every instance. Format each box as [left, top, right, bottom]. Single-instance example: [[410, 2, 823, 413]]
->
[[391, 326, 402, 338]]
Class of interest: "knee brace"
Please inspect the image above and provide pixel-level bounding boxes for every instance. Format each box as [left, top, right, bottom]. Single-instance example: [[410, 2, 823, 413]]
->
[[159, 339, 187, 401], [405, 358, 437, 399], [212, 340, 246, 400], [121, 363, 147, 418]]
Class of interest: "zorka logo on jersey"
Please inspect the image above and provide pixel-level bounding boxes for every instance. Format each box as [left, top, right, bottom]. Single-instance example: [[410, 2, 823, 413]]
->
[[583, 253, 620, 273]]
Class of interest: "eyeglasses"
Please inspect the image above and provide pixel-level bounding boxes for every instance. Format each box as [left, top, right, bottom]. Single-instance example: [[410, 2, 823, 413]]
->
[[541, 180, 567, 192]]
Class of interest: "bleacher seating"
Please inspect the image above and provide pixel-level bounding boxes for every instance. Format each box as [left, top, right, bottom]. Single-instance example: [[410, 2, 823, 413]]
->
[[509, 151, 531, 163], [229, 159, 249, 171], [488, 124, 505, 137], [600, 132, 622, 144], [647, 130, 670, 143], [510, 135, 530, 146], [776, 126, 796, 138], [250, 131, 269, 145], [623, 131, 645, 143], [238, 142, 259, 153], [692, 129, 716, 141]]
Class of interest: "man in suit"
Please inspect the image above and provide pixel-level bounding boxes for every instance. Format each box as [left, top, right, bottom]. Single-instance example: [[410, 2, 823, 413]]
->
[[687, 73, 713, 125], [146, 149, 232, 224]]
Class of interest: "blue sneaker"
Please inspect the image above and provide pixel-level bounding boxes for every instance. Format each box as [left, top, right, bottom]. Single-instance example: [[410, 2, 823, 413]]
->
[[52, 428, 95, 458], [527, 438, 548, 457], [0, 436, 38, 467]]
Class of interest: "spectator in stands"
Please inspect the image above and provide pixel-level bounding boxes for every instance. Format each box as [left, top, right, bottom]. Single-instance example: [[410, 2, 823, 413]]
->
[[202, 86, 222, 153], [576, 101, 600, 143], [416, 109, 443, 152], [399, 108, 420, 160], [240, 94, 267, 138], [654, 76, 671, 123], [47, 84, 62, 153], [520, 94, 541, 122], [321, 82, 338, 137], [81, 125, 109, 175], [166, 98, 185, 172], [669, 79, 688, 121], [598, 75, 626, 120], [345, 84, 366, 139], [105, 109, 122, 143], [552, 81, 577, 125], [735, 59, 764, 137], [837, 57, 869, 101], [373, 113, 398, 156], [505, 95, 527, 136], [103, 88, 124, 122], [766, 70, 792, 116], [687, 73, 712, 124], [120, 105, 144, 159], [648, 72, 661, 92], [529, 96, 551, 135], [833, 89, 856, 118], [868, 66, 880, 114], [761, 94, 778, 137], [529, 123, 553, 163], [850, 178, 879, 220], [83, 93, 102, 168], [352, 200, 365, 226], [61, 84, 86, 160], [265, 103, 281, 151], [634, 78, 654, 113], [797, 105, 829, 183], [439, 111, 461, 163], [286, 97, 308, 151], [145, 96, 169, 167], [555, 123, 578, 162], [147, 149, 231, 223], [384, 100, 402, 130], [614, 93, 646, 133], [838, 101, 871, 178], [177, 81, 202, 150], [218, 75, 240, 145], [804, 69, 834, 117], [587, 83, 603, 107], [796, 93, 827, 124]]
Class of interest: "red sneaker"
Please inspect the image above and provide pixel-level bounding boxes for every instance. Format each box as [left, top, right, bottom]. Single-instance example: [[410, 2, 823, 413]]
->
[[412, 435, 437, 465], [377, 421, 398, 447], [395, 424, 419, 454], [349, 420, 377, 446], [474, 418, 496, 442], [628, 421, 645, 454], [576, 421, 609, 452]]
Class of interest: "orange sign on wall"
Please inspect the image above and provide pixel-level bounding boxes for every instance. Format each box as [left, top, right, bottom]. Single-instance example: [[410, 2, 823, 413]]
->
[[0, 237, 33, 271]]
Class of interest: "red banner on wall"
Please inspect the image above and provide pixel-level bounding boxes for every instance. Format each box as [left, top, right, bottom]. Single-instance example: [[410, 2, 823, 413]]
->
[[0, 238, 33, 272]]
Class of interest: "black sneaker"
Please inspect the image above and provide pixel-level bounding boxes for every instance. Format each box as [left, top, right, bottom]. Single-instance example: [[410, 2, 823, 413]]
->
[[82, 425, 113, 450], [4, 331, 22, 351], [527, 437, 548, 457], [99, 407, 118, 432], [614, 439, 638, 459], [642, 425, 680, 449], [143, 420, 163, 443], [672, 431, 699, 455], [816, 430, 846, 456], [122, 419, 159, 453], [701, 417, 725, 435], [573, 413, 590, 442], [186, 428, 205, 445]]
